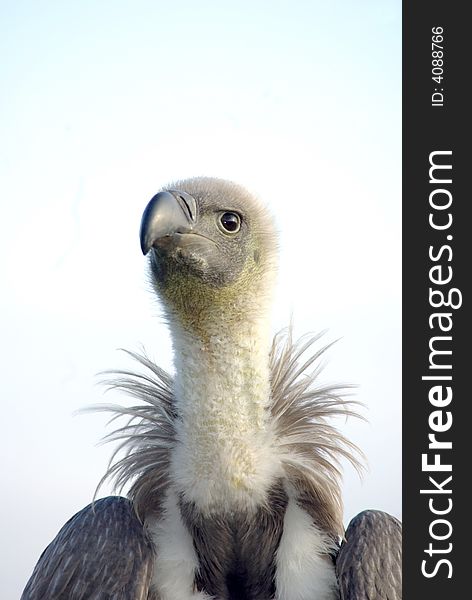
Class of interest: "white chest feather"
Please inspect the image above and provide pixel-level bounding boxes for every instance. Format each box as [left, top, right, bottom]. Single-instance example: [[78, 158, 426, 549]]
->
[[148, 490, 211, 600], [275, 495, 338, 600]]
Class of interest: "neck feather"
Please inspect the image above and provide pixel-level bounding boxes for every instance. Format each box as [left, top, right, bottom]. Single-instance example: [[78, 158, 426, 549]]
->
[[168, 292, 282, 513]]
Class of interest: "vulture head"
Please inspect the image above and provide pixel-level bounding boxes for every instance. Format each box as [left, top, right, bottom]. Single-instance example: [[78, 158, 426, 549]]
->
[[140, 177, 278, 338]]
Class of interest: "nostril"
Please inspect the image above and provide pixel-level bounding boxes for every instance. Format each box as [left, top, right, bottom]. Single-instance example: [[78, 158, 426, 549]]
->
[[180, 195, 193, 221], [168, 190, 197, 223]]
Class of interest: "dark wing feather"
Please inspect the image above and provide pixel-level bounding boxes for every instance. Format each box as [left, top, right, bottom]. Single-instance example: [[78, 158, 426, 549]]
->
[[336, 510, 402, 600], [21, 496, 156, 600]]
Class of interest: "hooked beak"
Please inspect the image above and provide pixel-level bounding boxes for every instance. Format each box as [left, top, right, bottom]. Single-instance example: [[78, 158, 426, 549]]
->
[[139, 190, 198, 255]]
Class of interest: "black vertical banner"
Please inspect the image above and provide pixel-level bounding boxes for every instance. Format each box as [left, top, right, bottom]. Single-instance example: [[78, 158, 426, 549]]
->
[[403, 2, 469, 598]]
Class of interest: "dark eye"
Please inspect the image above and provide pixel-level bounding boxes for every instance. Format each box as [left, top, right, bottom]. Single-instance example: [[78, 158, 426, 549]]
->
[[219, 212, 241, 233]]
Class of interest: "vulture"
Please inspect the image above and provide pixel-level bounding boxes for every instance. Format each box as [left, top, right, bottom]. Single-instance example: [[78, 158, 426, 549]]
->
[[21, 177, 401, 600]]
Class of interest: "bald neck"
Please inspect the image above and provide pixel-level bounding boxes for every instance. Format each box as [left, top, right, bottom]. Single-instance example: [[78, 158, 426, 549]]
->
[[166, 279, 282, 513]]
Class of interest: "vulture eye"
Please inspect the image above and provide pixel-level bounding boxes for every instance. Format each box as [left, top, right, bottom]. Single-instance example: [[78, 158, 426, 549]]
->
[[219, 212, 241, 233]]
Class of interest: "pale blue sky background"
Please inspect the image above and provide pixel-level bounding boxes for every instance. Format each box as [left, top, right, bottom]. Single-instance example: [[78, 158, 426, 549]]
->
[[1, 1, 401, 597]]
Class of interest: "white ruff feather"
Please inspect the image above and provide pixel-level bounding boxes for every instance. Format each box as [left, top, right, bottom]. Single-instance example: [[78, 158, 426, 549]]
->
[[97, 326, 361, 529]]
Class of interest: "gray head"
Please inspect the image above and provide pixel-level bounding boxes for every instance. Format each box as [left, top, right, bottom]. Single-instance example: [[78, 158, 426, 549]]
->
[[140, 177, 278, 334]]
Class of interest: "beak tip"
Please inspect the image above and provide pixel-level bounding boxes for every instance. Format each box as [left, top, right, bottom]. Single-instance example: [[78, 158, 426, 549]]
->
[[139, 224, 151, 255]]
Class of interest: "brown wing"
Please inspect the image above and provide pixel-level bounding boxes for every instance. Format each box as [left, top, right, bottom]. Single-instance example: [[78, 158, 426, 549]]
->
[[336, 510, 402, 600], [21, 496, 156, 600]]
